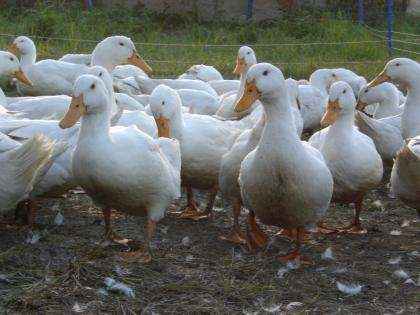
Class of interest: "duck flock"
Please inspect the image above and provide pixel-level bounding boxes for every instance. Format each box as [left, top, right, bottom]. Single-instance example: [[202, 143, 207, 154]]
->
[[0, 35, 419, 265]]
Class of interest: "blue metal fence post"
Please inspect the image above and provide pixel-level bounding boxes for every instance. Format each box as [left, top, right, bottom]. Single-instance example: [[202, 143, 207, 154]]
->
[[358, 0, 364, 25], [86, 0, 93, 11], [388, 0, 393, 58], [246, 0, 254, 21]]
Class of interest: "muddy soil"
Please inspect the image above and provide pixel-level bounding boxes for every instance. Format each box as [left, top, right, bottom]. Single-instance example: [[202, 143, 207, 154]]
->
[[0, 180, 419, 314]]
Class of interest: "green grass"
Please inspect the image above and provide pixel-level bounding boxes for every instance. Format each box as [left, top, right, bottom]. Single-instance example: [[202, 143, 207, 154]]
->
[[0, 0, 419, 80]]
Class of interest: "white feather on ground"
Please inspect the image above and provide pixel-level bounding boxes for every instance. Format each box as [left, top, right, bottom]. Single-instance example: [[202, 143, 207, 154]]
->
[[390, 230, 402, 235], [388, 256, 402, 265], [25, 232, 40, 244], [53, 211, 64, 226], [104, 277, 135, 298], [286, 302, 304, 310], [336, 281, 363, 296], [393, 269, 409, 279], [321, 247, 334, 260]]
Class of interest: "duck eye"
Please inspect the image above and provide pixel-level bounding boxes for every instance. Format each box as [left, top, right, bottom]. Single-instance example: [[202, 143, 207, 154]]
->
[[343, 89, 346, 94], [119, 42, 124, 46], [395, 63, 400, 67], [263, 70, 269, 76], [90, 83, 95, 89], [20, 39, 24, 43], [99, 72, 103, 77], [9, 57, 13, 61], [247, 51, 250, 55], [332, 73, 336, 77], [162, 101, 165, 105], [364, 89, 368, 93]]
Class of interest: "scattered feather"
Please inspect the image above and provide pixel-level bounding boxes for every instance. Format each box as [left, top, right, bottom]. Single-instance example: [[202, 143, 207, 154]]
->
[[286, 262, 300, 270], [400, 220, 410, 227], [390, 230, 402, 236], [383, 280, 391, 285], [404, 278, 415, 285], [262, 305, 281, 313], [409, 251, 420, 257], [51, 203, 60, 212], [321, 247, 334, 260], [372, 200, 384, 210], [277, 267, 289, 279], [286, 302, 303, 310], [72, 302, 87, 313], [181, 236, 191, 247], [388, 256, 402, 265], [336, 281, 363, 296], [104, 277, 135, 298], [53, 211, 64, 226], [393, 269, 409, 279], [185, 254, 194, 262], [25, 232, 40, 244]]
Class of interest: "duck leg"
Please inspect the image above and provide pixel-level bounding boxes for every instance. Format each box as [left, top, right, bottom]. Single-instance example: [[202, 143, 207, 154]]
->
[[188, 185, 218, 221], [245, 211, 269, 252], [219, 198, 246, 244], [102, 207, 130, 245], [176, 185, 200, 218], [338, 199, 367, 234], [120, 220, 155, 263], [309, 222, 337, 234], [275, 227, 313, 265]]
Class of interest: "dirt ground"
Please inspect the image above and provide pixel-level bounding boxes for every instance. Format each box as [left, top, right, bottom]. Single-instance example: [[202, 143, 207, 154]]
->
[[0, 177, 419, 315]]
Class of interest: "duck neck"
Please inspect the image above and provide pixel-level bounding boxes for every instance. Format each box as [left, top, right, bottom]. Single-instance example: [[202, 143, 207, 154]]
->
[[91, 55, 115, 73], [20, 46, 36, 67], [235, 66, 249, 102], [169, 107, 185, 141], [259, 93, 300, 148], [374, 93, 399, 119], [79, 109, 111, 143], [0, 88, 6, 106], [327, 111, 354, 140], [402, 80, 420, 138]]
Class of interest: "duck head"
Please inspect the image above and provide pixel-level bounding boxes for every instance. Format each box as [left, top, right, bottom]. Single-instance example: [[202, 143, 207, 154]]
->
[[235, 63, 286, 112], [9, 36, 34, 56], [368, 58, 420, 88], [0, 51, 32, 86], [233, 46, 257, 75], [91, 35, 152, 73], [321, 81, 355, 127], [356, 82, 397, 112], [149, 84, 182, 138], [59, 75, 109, 128]]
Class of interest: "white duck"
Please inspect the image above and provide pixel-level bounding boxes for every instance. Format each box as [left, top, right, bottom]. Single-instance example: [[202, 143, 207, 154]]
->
[[149, 84, 241, 220], [285, 78, 304, 137], [218, 115, 265, 244], [9, 36, 88, 95], [354, 83, 404, 163], [178, 64, 223, 81], [9, 35, 152, 96], [309, 81, 383, 233], [59, 53, 92, 66], [216, 46, 257, 119], [59, 75, 181, 263], [235, 63, 333, 264], [368, 58, 420, 217], [299, 68, 336, 132]]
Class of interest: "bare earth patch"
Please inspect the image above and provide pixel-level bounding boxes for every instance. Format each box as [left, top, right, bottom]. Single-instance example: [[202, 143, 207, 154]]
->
[[0, 180, 419, 314]]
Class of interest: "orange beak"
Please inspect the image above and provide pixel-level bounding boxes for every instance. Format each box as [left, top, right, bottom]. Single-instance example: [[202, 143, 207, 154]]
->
[[235, 80, 260, 112], [155, 113, 170, 137], [59, 95, 85, 129], [356, 99, 367, 112], [320, 99, 340, 127], [14, 68, 33, 87], [128, 51, 152, 73], [8, 43, 17, 53], [232, 57, 246, 75], [367, 69, 389, 88]]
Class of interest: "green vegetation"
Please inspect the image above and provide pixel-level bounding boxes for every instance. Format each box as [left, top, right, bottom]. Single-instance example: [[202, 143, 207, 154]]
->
[[0, 0, 419, 80]]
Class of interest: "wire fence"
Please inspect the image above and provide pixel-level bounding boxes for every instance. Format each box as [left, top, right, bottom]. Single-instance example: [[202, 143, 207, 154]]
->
[[1, 2, 419, 78]]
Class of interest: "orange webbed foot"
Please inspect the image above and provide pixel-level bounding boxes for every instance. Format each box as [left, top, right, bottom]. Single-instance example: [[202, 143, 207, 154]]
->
[[219, 228, 247, 245]]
